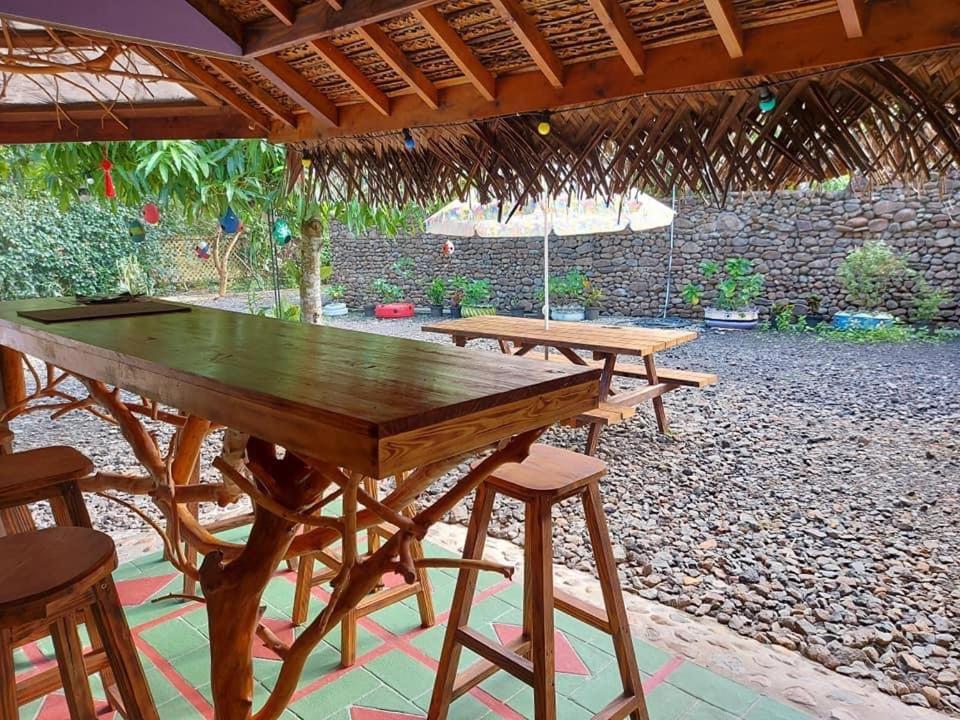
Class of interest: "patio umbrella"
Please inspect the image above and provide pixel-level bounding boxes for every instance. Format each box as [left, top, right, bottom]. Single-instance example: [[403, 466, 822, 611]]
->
[[426, 193, 675, 327]]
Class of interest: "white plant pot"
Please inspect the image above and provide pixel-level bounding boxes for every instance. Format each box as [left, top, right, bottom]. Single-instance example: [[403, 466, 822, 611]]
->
[[323, 302, 348, 317], [550, 306, 586, 322], [704, 307, 759, 330]]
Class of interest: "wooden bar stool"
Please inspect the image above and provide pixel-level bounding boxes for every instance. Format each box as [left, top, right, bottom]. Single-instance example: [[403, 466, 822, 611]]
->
[[0, 526, 158, 719], [0, 446, 155, 717], [428, 445, 649, 720], [292, 474, 436, 667]]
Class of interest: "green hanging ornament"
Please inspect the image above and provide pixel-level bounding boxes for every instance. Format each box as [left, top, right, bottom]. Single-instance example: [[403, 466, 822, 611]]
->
[[127, 219, 146, 243], [272, 218, 292, 245]]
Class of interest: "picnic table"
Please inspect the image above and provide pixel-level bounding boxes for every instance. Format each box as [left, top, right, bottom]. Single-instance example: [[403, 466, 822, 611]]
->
[[0, 298, 601, 719], [423, 316, 715, 453]]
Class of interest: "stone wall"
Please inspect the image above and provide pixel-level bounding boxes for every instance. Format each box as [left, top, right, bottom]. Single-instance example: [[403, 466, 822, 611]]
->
[[330, 177, 960, 324]]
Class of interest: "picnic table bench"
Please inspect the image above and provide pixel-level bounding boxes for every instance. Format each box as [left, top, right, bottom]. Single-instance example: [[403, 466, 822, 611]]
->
[[423, 316, 717, 454]]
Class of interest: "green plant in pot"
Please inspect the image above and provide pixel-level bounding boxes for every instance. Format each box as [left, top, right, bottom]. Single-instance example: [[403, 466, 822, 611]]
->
[[804, 293, 825, 327], [912, 279, 948, 332], [449, 275, 468, 318], [323, 282, 348, 317], [683, 258, 764, 330], [461, 279, 496, 317], [545, 269, 588, 321], [426, 277, 446, 318], [583, 283, 603, 321], [835, 241, 909, 330]]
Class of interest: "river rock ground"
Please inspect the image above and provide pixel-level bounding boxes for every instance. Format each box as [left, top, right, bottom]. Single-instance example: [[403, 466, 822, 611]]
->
[[10, 293, 960, 715]]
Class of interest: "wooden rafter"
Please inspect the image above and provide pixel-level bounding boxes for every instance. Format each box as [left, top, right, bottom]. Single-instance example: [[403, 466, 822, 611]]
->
[[163, 51, 272, 130], [414, 6, 496, 101], [357, 23, 439, 110], [272, 0, 960, 141], [253, 54, 339, 126], [488, 0, 564, 88], [0, 31, 95, 50], [703, 0, 744, 59], [135, 45, 222, 108], [207, 58, 298, 128], [259, 0, 297, 26], [586, 0, 645, 76], [310, 39, 391, 116], [244, 0, 439, 56], [837, 0, 866, 38], [0, 112, 261, 144], [325, 0, 344, 8]]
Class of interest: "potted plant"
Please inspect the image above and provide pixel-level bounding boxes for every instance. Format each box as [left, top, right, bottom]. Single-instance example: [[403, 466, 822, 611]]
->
[[426, 278, 446, 318], [504, 297, 525, 317], [461, 279, 496, 317], [835, 241, 908, 329], [912, 279, 948, 333], [683, 258, 764, 330], [449, 275, 467, 319], [583, 283, 603, 321], [804, 294, 826, 328], [372, 278, 414, 319], [322, 283, 348, 317], [546, 269, 588, 321]]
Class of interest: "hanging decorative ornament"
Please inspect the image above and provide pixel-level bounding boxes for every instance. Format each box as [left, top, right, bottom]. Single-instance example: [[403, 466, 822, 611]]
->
[[272, 218, 293, 246], [127, 219, 146, 243], [77, 186, 93, 203], [219, 206, 240, 234], [100, 158, 116, 198], [758, 86, 777, 113], [195, 241, 211, 260], [442, 239, 455, 256], [142, 202, 161, 225]]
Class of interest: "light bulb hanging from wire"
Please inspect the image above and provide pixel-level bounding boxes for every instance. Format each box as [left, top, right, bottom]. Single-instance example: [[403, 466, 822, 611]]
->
[[536, 111, 552, 136], [402, 128, 416, 150], [758, 85, 777, 113]]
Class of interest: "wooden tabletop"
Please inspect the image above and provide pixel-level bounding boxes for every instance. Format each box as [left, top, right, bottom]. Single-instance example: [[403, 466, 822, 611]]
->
[[0, 299, 601, 478], [422, 316, 698, 357]]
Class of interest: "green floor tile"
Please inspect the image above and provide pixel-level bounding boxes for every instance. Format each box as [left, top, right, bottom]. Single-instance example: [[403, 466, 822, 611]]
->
[[667, 663, 760, 717], [17, 698, 42, 720], [371, 597, 426, 636], [414, 688, 489, 718], [357, 684, 423, 714], [366, 649, 437, 698], [155, 695, 205, 719], [166, 645, 213, 688], [633, 639, 674, 674], [682, 700, 738, 720], [742, 696, 812, 720], [479, 668, 525, 702], [289, 668, 382, 718], [141, 617, 210, 660], [645, 682, 701, 720], [144, 666, 184, 706]]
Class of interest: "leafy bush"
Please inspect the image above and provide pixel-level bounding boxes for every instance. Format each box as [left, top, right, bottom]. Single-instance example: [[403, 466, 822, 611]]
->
[[449, 275, 468, 305], [327, 283, 345, 301], [912, 279, 949, 324], [426, 278, 446, 305], [463, 279, 493, 306], [837, 241, 909, 311], [372, 278, 403, 303], [683, 258, 764, 311], [538, 269, 589, 306], [0, 189, 172, 300]]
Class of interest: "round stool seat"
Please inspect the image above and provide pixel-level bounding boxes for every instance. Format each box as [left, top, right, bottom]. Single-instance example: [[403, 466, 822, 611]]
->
[[486, 444, 606, 501], [0, 446, 94, 507], [0, 527, 116, 623]]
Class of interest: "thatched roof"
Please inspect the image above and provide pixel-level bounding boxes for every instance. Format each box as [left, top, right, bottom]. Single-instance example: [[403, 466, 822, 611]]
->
[[1, 1, 959, 201]]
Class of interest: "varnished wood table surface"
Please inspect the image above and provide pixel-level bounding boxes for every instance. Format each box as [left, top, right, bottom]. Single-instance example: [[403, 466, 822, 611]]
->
[[0, 298, 601, 719], [423, 316, 698, 451]]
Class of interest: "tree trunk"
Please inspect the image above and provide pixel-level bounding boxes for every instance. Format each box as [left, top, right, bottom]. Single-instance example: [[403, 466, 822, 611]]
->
[[300, 218, 324, 324]]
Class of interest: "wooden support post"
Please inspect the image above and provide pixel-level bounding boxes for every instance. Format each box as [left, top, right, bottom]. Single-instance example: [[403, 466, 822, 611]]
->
[[643, 355, 669, 433]]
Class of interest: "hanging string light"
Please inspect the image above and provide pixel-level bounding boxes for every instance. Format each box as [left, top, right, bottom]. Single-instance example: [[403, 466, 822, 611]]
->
[[402, 128, 416, 150], [758, 85, 777, 113], [536, 111, 552, 136]]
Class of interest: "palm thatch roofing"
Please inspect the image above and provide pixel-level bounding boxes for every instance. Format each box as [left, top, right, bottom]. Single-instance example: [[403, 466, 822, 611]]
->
[[1, 0, 959, 202]]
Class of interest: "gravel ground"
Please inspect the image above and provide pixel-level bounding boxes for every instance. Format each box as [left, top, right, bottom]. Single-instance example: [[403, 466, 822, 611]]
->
[[9, 292, 960, 714]]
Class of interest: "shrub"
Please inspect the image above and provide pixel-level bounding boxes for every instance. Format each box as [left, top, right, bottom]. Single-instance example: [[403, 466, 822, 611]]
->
[[683, 258, 764, 311], [449, 275, 468, 305], [372, 278, 403, 303], [426, 278, 446, 305], [837, 241, 909, 311], [328, 283, 345, 301], [912, 279, 949, 324], [463, 279, 492, 306], [539, 269, 589, 306]]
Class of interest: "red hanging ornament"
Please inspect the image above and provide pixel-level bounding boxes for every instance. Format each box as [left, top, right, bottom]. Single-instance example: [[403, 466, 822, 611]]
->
[[100, 158, 116, 199]]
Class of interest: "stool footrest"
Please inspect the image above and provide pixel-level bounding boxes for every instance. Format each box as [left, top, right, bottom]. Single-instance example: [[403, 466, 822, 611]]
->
[[555, 589, 611, 634], [452, 635, 531, 701], [16, 647, 110, 705], [593, 692, 645, 720], [455, 627, 534, 685]]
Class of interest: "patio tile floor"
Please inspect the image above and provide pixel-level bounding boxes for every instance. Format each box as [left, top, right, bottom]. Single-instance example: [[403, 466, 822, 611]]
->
[[15, 529, 812, 720]]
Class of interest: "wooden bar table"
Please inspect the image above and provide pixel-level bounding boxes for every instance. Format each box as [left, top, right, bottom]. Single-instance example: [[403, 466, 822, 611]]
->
[[0, 298, 601, 719], [423, 316, 704, 453]]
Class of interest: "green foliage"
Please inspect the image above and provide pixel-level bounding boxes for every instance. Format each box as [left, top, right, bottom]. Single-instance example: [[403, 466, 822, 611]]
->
[[257, 298, 302, 322], [372, 278, 403, 303], [837, 241, 909, 311], [391, 256, 415, 279], [583, 282, 603, 308], [538, 269, 589, 305], [426, 278, 447, 305], [814, 320, 957, 344], [684, 258, 763, 311], [0, 189, 169, 300], [449, 275, 468, 304], [328, 283, 345, 301], [806, 294, 822, 315], [912, 279, 949, 323], [463, 279, 493, 306]]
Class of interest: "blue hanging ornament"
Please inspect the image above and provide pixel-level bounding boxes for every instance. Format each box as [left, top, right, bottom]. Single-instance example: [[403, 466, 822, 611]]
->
[[219, 206, 240, 234], [127, 219, 146, 243], [272, 218, 292, 246]]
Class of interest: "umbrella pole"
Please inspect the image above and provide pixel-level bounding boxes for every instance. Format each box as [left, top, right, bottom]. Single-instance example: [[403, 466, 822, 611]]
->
[[543, 198, 550, 337]]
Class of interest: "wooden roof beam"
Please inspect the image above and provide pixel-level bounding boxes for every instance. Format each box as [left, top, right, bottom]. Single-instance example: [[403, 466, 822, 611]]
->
[[325, 0, 344, 8], [586, 0, 645, 76], [0, 112, 262, 144], [253, 54, 339, 126], [703, 0, 744, 58], [135, 45, 223, 107], [163, 51, 272, 130], [488, 0, 564, 88], [207, 58, 298, 128], [259, 0, 296, 26], [357, 23, 439, 109], [837, 0, 866, 38], [310, 39, 391, 115], [244, 0, 440, 57], [414, 6, 496, 101]]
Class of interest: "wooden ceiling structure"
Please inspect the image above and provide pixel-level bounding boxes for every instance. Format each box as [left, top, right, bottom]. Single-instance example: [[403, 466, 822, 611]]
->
[[0, 0, 959, 201]]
